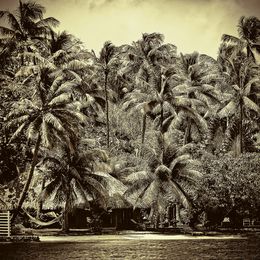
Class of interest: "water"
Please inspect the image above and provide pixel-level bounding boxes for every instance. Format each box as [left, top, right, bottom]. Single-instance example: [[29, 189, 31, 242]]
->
[[1, 233, 260, 259]]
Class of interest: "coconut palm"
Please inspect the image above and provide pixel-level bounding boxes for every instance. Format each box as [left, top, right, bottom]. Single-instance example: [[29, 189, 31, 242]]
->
[[90, 41, 119, 148], [36, 149, 108, 232], [121, 33, 178, 145], [218, 51, 260, 155], [222, 16, 260, 62], [170, 52, 222, 144], [123, 65, 208, 148], [35, 144, 127, 232], [0, 1, 59, 67], [124, 131, 201, 226], [6, 64, 86, 221]]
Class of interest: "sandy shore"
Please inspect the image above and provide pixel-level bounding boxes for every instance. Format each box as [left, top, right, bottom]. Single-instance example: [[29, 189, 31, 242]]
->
[[39, 233, 246, 242]]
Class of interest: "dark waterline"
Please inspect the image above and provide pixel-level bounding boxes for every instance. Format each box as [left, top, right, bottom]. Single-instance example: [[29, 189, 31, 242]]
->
[[1, 236, 260, 260]]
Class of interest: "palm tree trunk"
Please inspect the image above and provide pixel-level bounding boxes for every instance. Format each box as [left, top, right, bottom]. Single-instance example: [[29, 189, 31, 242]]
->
[[238, 102, 243, 155], [62, 187, 70, 233], [160, 102, 165, 156], [247, 45, 256, 63], [160, 102, 164, 132], [141, 114, 146, 144], [184, 118, 191, 145], [11, 133, 41, 222], [104, 71, 110, 148], [37, 177, 46, 218]]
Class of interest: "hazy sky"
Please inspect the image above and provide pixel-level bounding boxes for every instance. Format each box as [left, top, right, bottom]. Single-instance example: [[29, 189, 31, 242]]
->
[[1, 0, 260, 58]]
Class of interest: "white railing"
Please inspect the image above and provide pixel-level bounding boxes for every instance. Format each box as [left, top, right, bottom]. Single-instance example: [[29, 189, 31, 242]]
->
[[0, 211, 11, 237]]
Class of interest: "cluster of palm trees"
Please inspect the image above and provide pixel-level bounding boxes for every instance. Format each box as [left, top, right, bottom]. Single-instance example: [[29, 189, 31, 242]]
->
[[0, 1, 259, 231]]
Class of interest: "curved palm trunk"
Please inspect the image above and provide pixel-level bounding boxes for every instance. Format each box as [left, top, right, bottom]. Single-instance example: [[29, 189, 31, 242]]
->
[[11, 133, 41, 222], [104, 71, 110, 148]]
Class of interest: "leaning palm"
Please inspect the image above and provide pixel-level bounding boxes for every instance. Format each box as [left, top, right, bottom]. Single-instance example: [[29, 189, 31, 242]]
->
[[6, 65, 86, 221]]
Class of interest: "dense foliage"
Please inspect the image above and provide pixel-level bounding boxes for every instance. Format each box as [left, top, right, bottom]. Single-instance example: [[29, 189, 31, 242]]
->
[[0, 1, 259, 230]]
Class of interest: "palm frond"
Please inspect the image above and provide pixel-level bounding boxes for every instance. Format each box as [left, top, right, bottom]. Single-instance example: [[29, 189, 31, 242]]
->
[[169, 154, 191, 172], [8, 122, 27, 143], [123, 171, 150, 184], [0, 11, 21, 31], [218, 101, 237, 118], [243, 96, 260, 114], [6, 115, 29, 128], [48, 93, 72, 107], [244, 78, 260, 96], [179, 169, 202, 182], [43, 113, 66, 134], [167, 180, 190, 208], [36, 17, 60, 27], [40, 177, 61, 203], [0, 26, 14, 36], [221, 34, 241, 44], [26, 118, 41, 141]]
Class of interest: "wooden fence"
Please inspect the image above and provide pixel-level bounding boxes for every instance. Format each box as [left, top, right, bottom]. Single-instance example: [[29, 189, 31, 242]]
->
[[0, 211, 11, 236]]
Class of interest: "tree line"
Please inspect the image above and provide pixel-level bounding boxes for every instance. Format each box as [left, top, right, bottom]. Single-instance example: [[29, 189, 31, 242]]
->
[[0, 1, 259, 231]]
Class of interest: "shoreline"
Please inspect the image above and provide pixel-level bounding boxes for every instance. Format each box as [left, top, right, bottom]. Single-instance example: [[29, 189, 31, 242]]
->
[[39, 233, 247, 242], [2, 229, 260, 243]]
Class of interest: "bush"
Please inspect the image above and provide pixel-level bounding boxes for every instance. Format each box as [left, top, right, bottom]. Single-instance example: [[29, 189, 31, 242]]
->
[[193, 152, 260, 227]]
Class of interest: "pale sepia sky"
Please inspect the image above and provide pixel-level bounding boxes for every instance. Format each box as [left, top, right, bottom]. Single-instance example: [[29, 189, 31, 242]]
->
[[1, 0, 260, 58]]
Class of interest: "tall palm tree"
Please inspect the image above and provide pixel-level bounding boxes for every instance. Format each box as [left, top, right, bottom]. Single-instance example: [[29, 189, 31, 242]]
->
[[123, 65, 208, 148], [171, 52, 222, 144], [90, 41, 119, 148], [121, 33, 178, 145], [43, 29, 89, 71], [6, 64, 86, 221], [218, 50, 260, 155], [0, 1, 59, 67], [222, 16, 260, 62]]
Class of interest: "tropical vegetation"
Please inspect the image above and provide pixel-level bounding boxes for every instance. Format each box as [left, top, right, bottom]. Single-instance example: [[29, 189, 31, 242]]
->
[[0, 1, 259, 232]]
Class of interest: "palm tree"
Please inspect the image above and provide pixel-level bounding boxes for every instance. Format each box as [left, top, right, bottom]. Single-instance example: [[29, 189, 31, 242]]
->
[[0, 1, 59, 67], [124, 131, 201, 226], [6, 64, 86, 221], [222, 16, 260, 62], [44, 29, 89, 71], [218, 50, 260, 155], [123, 65, 208, 149], [123, 67, 170, 144], [171, 52, 222, 144], [35, 144, 127, 232], [36, 149, 109, 232], [121, 33, 178, 145], [90, 41, 119, 148]]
